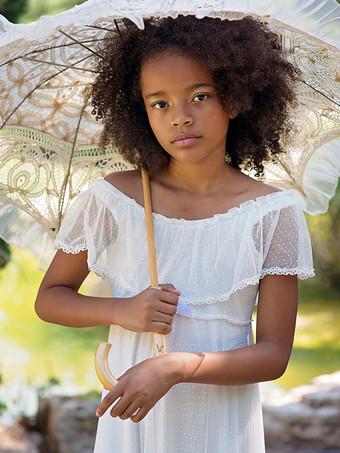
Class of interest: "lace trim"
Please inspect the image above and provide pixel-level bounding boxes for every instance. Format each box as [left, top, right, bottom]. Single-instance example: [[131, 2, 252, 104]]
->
[[89, 266, 255, 325], [86, 265, 315, 304], [55, 241, 87, 254], [88, 262, 112, 281], [260, 267, 316, 280]]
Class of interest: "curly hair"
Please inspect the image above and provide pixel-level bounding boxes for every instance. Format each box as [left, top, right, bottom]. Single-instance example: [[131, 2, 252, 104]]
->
[[89, 14, 302, 178]]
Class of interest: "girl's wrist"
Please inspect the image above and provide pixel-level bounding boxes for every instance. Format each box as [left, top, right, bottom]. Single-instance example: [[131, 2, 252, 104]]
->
[[162, 352, 201, 385], [103, 296, 126, 326]]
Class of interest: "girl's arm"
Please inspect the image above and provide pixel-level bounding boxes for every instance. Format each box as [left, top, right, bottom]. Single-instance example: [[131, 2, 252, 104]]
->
[[168, 274, 298, 385], [35, 249, 124, 327]]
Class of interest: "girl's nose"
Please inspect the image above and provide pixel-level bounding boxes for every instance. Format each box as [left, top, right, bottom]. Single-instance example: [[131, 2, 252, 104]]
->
[[171, 107, 194, 127]]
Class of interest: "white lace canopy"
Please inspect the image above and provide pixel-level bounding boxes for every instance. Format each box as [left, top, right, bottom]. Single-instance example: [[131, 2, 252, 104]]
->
[[0, 0, 338, 270]]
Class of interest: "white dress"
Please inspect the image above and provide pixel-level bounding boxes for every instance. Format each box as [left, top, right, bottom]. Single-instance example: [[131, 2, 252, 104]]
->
[[54, 178, 315, 453]]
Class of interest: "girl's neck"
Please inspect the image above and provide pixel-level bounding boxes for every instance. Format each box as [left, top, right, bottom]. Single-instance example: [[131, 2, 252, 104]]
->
[[152, 161, 239, 196]]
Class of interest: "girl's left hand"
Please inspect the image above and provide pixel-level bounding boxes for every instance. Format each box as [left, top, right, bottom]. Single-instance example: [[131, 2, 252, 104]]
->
[[95, 353, 181, 423]]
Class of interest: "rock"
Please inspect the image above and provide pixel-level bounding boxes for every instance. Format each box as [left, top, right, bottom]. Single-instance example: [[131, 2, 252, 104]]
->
[[303, 387, 340, 408], [0, 421, 42, 453], [36, 395, 98, 453], [260, 371, 340, 450], [29, 371, 340, 452]]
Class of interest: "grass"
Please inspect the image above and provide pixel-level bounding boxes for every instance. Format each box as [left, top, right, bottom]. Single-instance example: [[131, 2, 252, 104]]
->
[[0, 246, 108, 391], [276, 292, 340, 388]]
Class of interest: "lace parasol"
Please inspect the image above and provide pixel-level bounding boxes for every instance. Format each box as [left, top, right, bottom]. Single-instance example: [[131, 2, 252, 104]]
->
[[0, 0, 339, 273]]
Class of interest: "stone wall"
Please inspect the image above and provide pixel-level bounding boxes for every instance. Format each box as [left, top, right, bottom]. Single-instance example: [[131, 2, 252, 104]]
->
[[3, 371, 339, 452], [35, 395, 98, 453], [261, 371, 340, 451]]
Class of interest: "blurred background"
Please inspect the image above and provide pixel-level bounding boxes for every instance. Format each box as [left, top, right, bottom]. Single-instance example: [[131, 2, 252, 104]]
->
[[0, 1, 339, 452]]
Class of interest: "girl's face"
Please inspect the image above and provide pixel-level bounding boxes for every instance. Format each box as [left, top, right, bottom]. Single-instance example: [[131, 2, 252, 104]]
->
[[140, 50, 234, 165]]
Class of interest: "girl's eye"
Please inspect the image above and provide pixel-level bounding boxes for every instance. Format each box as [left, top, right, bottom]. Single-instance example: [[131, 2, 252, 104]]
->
[[152, 100, 168, 110], [193, 93, 209, 102], [151, 93, 209, 110]]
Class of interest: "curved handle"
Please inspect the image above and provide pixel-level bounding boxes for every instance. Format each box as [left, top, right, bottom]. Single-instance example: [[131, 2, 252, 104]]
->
[[95, 336, 168, 390], [94, 342, 118, 390], [94, 167, 168, 389]]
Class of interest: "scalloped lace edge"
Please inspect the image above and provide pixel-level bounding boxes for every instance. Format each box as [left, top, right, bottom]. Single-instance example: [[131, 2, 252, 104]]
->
[[55, 241, 87, 254], [86, 264, 316, 305], [260, 268, 316, 279]]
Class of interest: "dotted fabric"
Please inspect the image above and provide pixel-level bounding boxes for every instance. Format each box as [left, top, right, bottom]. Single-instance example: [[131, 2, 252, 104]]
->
[[54, 177, 314, 453]]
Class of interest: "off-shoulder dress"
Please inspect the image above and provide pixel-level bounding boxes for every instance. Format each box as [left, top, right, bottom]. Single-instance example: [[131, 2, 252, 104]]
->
[[55, 178, 315, 453]]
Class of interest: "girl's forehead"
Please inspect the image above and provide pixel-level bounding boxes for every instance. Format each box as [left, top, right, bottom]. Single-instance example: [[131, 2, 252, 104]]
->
[[140, 51, 214, 91], [142, 49, 205, 70]]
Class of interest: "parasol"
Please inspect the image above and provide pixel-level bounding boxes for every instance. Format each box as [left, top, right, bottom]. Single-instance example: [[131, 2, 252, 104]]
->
[[0, 0, 339, 389], [0, 0, 339, 267]]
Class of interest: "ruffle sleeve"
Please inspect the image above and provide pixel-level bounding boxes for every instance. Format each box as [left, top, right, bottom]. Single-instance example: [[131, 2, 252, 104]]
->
[[54, 187, 119, 277], [259, 203, 315, 280]]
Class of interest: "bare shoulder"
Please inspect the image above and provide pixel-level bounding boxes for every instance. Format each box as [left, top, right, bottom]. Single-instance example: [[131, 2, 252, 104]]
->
[[104, 168, 140, 185], [236, 172, 282, 199], [104, 169, 142, 199], [228, 167, 281, 199], [251, 180, 282, 198]]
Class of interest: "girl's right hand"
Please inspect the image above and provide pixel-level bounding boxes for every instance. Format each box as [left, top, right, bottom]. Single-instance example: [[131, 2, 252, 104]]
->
[[115, 284, 181, 334]]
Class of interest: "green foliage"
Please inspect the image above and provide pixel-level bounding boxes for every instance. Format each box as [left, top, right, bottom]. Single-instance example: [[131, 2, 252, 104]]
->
[[306, 182, 340, 293], [0, 0, 28, 22], [0, 246, 107, 390], [21, 0, 86, 23], [276, 296, 340, 388], [36, 375, 61, 396], [0, 400, 7, 415], [0, 238, 11, 268], [82, 389, 101, 401]]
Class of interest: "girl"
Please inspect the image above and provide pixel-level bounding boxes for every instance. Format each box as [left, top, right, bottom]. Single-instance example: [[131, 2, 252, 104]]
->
[[35, 15, 315, 453]]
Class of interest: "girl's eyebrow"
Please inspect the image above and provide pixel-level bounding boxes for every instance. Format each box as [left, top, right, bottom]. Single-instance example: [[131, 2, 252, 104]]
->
[[145, 83, 214, 100]]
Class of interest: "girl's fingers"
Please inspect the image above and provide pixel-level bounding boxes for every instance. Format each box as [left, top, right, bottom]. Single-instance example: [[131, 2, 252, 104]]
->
[[150, 321, 171, 334], [119, 401, 142, 420], [152, 311, 173, 324], [96, 386, 123, 417], [158, 290, 179, 305], [130, 405, 150, 423], [110, 395, 131, 418], [158, 284, 181, 295]]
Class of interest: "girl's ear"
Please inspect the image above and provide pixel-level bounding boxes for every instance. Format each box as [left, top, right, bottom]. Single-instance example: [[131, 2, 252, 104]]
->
[[226, 102, 238, 119], [230, 108, 238, 119], [221, 97, 238, 119]]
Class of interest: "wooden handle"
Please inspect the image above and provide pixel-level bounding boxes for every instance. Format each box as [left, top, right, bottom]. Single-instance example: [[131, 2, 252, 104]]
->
[[141, 167, 159, 288], [94, 167, 168, 390], [141, 167, 168, 356]]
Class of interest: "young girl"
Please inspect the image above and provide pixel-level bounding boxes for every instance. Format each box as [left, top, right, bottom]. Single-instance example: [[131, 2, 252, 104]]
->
[[35, 15, 315, 453]]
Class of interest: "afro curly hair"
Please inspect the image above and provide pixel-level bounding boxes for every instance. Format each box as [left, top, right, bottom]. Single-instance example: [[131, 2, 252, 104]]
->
[[89, 14, 302, 178]]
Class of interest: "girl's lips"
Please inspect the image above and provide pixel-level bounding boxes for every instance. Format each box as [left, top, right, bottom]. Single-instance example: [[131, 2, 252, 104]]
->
[[172, 136, 201, 147]]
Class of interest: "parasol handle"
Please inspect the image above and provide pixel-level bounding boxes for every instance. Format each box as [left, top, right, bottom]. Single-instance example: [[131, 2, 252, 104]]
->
[[140, 167, 169, 357], [94, 167, 168, 390]]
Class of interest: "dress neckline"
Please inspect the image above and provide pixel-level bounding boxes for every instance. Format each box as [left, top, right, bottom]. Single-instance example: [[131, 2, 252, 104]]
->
[[96, 178, 299, 225]]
